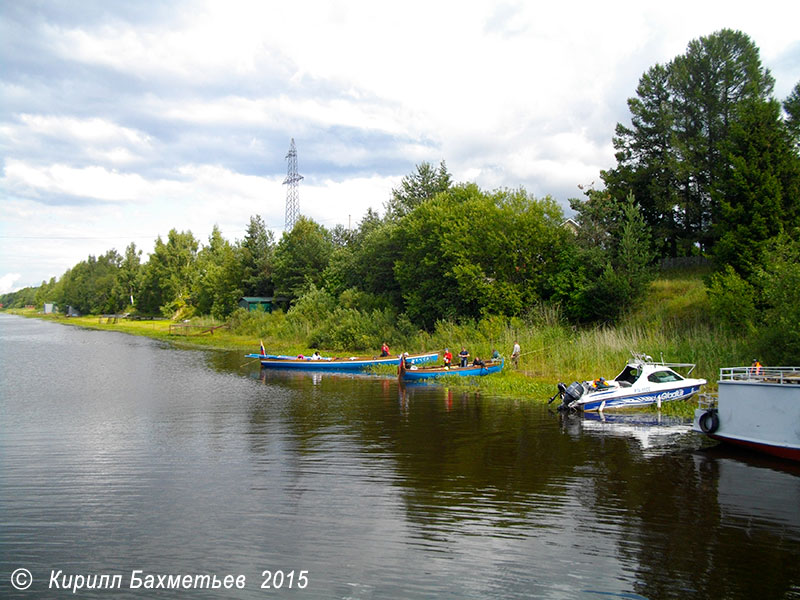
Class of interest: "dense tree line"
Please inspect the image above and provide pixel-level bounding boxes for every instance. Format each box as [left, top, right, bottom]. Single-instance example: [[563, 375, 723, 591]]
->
[[2, 29, 798, 361], [2, 166, 651, 326]]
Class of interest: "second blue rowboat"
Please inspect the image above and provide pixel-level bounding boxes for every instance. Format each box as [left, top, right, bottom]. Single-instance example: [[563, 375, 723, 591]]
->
[[400, 359, 504, 381]]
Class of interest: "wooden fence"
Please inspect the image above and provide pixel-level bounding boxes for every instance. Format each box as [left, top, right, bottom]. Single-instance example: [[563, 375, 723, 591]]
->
[[168, 323, 230, 336], [658, 256, 711, 270]]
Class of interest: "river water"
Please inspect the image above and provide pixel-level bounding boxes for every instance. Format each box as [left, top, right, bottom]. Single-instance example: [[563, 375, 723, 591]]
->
[[1, 314, 798, 599]]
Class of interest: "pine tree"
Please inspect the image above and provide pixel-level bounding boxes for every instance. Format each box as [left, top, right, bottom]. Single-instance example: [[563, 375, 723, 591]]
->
[[714, 96, 800, 276]]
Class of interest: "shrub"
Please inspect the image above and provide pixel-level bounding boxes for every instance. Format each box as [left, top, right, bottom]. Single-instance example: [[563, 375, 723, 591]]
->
[[753, 237, 800, 363], [706, 265, 757, 332], [309, 307, 399, 352]]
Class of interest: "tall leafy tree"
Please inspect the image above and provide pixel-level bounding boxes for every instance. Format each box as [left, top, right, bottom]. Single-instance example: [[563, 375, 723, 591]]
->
[[193, 226, 242, 318], [115, 242, 141, 309], [238, 215, 274, 297], [34, 277, 58, 307], [272, 217, 333, 300], [384, 160, 452, 219], [393, 185, 573, 328], [137, 229, 198, 315], [58, 250, 123, 314]]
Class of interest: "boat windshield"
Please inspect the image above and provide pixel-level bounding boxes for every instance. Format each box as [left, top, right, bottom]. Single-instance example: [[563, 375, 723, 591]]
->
[[647, 369, 684, 383], [615, 365, 641, 385]]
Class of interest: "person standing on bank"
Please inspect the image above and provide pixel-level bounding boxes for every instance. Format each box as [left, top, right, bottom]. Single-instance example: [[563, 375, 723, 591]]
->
[[511, 341, 521, 368]]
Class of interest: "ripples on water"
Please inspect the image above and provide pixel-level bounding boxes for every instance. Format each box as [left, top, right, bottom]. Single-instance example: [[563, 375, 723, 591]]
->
[[1, 314, 799, 599]]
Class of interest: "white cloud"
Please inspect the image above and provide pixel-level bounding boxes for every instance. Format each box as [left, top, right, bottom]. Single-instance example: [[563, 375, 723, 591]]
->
[[0, 273, 22, 295], [3, 160, 160, 202], [301, 174, 399, 228], [159, 94, 414, 140], [19, 114, 152, 147]]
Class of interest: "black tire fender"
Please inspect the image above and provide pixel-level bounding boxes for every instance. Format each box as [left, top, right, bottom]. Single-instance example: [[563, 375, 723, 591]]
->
[[699, 409, 719, 434]]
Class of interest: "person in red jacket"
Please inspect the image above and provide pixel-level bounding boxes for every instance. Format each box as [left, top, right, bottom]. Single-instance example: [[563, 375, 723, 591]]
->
[[443, 348, 453, 368]]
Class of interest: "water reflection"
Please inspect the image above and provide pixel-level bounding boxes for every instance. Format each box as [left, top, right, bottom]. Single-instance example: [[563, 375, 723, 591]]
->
[[566, 411, 694, 453], [2, 315, 799, 599]]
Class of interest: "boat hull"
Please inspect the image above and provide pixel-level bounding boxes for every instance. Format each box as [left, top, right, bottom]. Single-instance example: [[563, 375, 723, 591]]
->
[[577, 383, 703, 412], [401, 360, 503, 381], [693, 377, 800, 462], [246, 351, 438, 371], [700, 433, 800, 462]]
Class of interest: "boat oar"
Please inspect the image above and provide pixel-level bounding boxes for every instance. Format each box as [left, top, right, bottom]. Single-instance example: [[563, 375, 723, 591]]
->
[[239, 356, 262, 368]]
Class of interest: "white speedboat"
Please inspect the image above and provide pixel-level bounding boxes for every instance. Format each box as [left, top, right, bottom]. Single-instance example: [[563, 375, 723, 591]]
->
[[693, 366, 800, 462], [553, 352, 706, 412]]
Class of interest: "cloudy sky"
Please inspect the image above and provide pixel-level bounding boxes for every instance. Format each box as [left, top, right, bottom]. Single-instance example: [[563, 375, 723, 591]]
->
[[1, 1, 798, 293]]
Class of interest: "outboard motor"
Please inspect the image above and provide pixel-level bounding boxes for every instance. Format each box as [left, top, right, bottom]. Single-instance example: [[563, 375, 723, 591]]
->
[[555, 381, 585, 411]]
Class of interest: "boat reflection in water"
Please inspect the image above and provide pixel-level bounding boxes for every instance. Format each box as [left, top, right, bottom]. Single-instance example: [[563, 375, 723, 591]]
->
[[562, 410, 694, 454]]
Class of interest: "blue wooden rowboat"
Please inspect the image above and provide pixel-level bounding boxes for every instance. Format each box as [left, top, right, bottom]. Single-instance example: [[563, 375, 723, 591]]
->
[[399, 359, 504, 381], [245, 350, 438, 371]]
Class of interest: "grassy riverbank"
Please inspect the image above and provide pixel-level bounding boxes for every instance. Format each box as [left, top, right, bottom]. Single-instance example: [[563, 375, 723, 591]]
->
[[5, 267, 747, 415]]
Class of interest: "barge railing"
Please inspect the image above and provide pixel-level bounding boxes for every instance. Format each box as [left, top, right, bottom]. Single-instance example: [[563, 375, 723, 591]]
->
[[719, 366, 800, 385]]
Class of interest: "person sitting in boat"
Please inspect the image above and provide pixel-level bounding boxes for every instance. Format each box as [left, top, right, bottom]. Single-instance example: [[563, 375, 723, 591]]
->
[[310, 351, 322, 361], [402, 352, 414, 370], [592, 377, 611, 389], [380, 342, 390, 357], [459, 347, 470, 367], [491, 348, 501, 361], [443, 348, 453, 368], [472, 356, 486, 368]]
